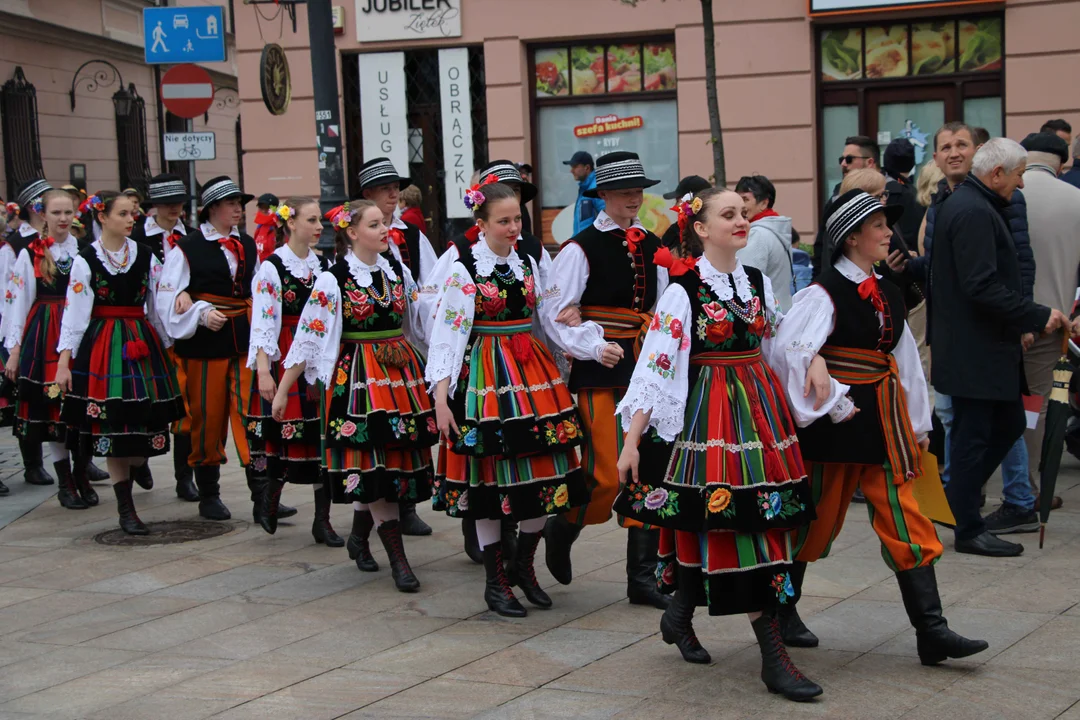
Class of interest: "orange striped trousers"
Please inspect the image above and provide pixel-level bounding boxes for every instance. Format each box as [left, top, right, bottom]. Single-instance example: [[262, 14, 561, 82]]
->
[[794, 462, 942, 571], [167, 347, 190, 436], [178, 356, 252, 467]]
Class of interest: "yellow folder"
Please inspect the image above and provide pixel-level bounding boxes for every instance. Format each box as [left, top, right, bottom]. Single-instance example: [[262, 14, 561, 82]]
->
[[911, 449, 956, 525]]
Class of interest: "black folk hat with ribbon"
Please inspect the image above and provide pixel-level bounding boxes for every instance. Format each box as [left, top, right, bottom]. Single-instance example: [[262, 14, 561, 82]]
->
[[198, 176, 254, 223], [583, 151, 661, 199], [357, 157, 411, 193], [146, 173, 190, 206], [479, 159, 538, 203], [823, 189, 904, 267], [16, 178, 53, 209]]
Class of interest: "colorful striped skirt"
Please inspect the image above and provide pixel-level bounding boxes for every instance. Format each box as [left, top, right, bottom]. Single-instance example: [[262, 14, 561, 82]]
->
[[0, 341, 14, 428], [15, 298, 67, 442], [434, 320, 589, 521], [323, 330, 436, 504], [60, 306, 184, 457], [614, 350, 814, 616], [246, 317, 321, 483]]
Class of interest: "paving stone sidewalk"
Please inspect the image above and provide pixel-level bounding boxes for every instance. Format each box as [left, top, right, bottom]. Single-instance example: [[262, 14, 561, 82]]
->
[[0, 445, 1079, 719]]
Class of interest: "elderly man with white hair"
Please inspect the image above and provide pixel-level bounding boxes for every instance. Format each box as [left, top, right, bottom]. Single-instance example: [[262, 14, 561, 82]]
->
[[1017, 133, 1080, 510], [931, 138, 1074, 558]]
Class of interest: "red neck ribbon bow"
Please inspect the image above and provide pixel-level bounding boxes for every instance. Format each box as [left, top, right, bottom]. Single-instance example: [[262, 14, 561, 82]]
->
[[857, 276, 885, 314], [388, 227, 407, 247], [652, 246, 697, 277], [625, 227, 645, 253]]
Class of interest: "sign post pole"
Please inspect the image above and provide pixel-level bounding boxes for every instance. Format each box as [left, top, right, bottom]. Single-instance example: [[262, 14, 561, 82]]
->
[[187, 118, 198, 223], [307, 0, 346, 250]]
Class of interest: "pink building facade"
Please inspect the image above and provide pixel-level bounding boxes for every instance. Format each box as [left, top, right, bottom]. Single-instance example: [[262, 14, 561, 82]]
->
[[234, 0, 1080, 245], [0, 0, 241, 206]]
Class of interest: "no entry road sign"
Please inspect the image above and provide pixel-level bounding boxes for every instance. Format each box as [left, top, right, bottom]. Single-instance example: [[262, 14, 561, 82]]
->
[[160, 64, 214, 119]]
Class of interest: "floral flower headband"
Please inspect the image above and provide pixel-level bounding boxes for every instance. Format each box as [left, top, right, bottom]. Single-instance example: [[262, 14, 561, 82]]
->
[[670, 192, 704, 238], [5, 202, 19, 219], [80, 194, 105, 215], [325, 202, 354, 229], [270, 204, 294, 226], [463, 175, 499, 211], [29, 196, 45, 215]]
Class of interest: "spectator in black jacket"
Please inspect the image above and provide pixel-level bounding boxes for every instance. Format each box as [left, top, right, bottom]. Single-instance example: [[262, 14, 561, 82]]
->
[[931, 137, 1072, 558], [882, 138, 925, 245]]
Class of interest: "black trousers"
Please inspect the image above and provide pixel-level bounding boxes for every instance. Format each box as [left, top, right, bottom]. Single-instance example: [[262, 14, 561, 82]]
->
[[946, 395, 1026, 541]]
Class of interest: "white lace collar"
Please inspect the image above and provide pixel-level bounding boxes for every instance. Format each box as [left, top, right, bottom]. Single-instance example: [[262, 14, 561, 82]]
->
[[18, 222, 37, 238], [274, 244, 322, 280], [144, 215, 186, 238], [593, 211, 646, 234], [93, 239, 139, 275], [834, 255, 880, 284], [697, 255, 752, 302], [50, 235, 79, 261], [200, 222, 240, 241], [345, 251, 397, 289], [474, 234, 525, 281]]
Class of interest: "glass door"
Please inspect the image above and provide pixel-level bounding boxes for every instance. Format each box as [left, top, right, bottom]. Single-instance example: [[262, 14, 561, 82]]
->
[[867, 86, 952, 182]]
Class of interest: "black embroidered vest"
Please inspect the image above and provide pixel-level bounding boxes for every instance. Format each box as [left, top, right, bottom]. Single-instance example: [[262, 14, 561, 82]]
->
[[796, 267, 907, 465], [333, 255, 410, 335], [172, 231, 257, 359], [79, 244, 151, 308], [267, 253, 328, 321]]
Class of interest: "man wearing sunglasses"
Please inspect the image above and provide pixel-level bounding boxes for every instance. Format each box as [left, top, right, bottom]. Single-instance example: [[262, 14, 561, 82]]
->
[[831, 135, 880, 201]]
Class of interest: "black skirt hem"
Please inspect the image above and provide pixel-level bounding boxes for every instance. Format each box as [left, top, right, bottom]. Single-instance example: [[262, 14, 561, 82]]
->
[[327, 466, 434, 504], [433, 468, 590, 521]]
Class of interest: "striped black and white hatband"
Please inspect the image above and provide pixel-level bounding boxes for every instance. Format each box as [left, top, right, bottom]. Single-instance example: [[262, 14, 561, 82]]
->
[[479, 160, 538, 203], [17, 179, 53, 208], [357, 158, 411, 192], [584, 151, 660, 198]]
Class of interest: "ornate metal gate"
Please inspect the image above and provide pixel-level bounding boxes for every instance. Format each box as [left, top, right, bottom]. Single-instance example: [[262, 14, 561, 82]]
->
[[0, 67, 46, 199]]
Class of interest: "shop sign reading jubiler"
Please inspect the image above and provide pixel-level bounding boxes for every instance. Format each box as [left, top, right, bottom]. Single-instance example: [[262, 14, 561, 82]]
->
[[355, 0, 461, 42], [573, 115, 644, 138], [809, 0, 987, 16]]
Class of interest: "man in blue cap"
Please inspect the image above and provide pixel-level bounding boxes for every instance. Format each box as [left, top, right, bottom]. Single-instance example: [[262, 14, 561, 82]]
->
[[565, 151, 604, 234]]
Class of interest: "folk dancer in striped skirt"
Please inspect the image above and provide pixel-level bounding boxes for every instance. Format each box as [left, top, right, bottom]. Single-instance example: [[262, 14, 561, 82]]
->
[[2, 179, 62, 490], [246, 197, 341, 545], [274, 199, 433, 592], [355, 157, 440, 539], [543, 151, 671, 609], [428, 181, 592, 617], [616, 188, 821, 701], [771, 190, 987, 667], [156, 176, 295, 523], [128, 173, 198, 501], [54, 192, 184, 534], [3, 188, 101, 508]]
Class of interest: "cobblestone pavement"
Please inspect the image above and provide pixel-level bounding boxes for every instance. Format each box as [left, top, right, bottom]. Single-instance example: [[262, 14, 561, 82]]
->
[[0, 443, 1079, 719]]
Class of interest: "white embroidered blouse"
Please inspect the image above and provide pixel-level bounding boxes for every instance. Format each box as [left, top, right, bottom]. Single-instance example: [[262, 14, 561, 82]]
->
[[247, 245, 326, 369], [769, 256, 932, 438], [2, 235, 80, 350], [615, 258, 782, 441], [281, 252, 424, 386], [141, 214, 187, 262], [57, 240, 167, 358]]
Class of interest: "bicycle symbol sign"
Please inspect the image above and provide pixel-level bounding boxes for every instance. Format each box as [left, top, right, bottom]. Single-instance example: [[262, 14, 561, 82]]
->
[[163, 132, 216, 162]]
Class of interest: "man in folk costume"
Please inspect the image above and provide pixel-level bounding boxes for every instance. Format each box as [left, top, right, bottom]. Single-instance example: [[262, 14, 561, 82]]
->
[[771, 190, 987, 665], [544, 151, 671, 609], [156, 176, 294, 522], [353, 157, 437, 538], [127, 173, 200, 502]]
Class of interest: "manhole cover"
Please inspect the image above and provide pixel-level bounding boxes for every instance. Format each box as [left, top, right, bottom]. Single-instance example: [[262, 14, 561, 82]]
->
[[94, 520, 238, 546]]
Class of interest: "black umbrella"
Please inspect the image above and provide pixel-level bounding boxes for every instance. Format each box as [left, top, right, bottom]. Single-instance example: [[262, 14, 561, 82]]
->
[[1039, 331, 1074, 549]]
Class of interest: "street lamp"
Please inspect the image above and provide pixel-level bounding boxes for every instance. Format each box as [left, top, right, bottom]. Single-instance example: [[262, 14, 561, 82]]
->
[[112, 84, 133, 117]]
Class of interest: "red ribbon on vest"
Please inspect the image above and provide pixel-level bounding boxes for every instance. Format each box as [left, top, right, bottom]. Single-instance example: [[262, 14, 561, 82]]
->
[[652, 246, 697, 277], [28, 236, 55, 279], [217, 235, 245, 265], [389, 227, 407, 247], [166, 229, 183, 250], [625, 227, 645, 253], [857, 276, 885, 314]]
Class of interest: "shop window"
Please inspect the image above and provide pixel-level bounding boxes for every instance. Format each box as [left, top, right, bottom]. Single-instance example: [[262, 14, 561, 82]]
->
[[0, 66, 46, 199], [534, 41, 675, 98], [817, 13, 1003, 204]]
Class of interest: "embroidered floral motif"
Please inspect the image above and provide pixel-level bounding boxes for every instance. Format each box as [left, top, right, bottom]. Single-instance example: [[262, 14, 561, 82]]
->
[[86, 403, 105, 419], [771, 572, 795, 604], [151, 434, 167, 451], [344, 473, 361, 494], [301, 317, 327, 337], [707, 487, 734, 518], [541, 418, 580, 445], [697, 296, 735, 348], [501, 495, 512, 516], [538, 483, 570, 512], [255, 279, 278, 299], [758, 489, 805, 521], [333, 355, 350, 397], [280, 422, 301, 440], [45, 383, 62, 400], [95, 437, 112, 454], [456, 425, 482, 453], [426, 416, 438, 436], [646, 351, 675, 379], [625, 481, 680, 518], [329, 417, 367, 442], [442, 307, 472, 335], [71, 281, 87, 295], [389, 415, 418, 441]]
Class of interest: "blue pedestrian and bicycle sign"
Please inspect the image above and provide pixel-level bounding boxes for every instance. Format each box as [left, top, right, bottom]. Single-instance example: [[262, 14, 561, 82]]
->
[[143, 6, 226, 65]]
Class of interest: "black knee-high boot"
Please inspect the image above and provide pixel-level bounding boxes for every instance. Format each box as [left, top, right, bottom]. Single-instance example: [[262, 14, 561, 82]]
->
[[347, 508, 378, 571], [377, 519, 420, 592], [132, 463, 153, 490], [259, 475, 286, 535], [114, 475, 149, 535], [514, 531, 551, 608], [483, 541, 526, 617], [311, 486, 344, 547], [399, 501, 432, 536], [72, 453, 99, 507], [21, 439, 54, 485], [194, 466, 230, 520], [173, 434, 198, 501], [777, 561, 819, 647], [896, 565, 988, 665], [543, 514, 581, 585], [462, 517, 483, 564], [55, 458, 88, 510], [660, 566, 710, 664], [626, 528, 670, 609]]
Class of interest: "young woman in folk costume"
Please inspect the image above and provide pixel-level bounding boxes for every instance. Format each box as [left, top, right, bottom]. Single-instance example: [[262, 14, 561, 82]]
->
[[427, 181, 592, 617], [2, 188, 108, 509], [246, 197, 342, 546], [771, 190, 987, 667], [354, 158, 439, 540], [156, 176, 297, 524], [433, 161, 552, 568], [0, 195, 26, 496], [274, 199, 433, 592], [128, 173, 198, 502], [53, 192, 184, 534], [615, 188, 821, 701], [543, 151, 671, 611], [1, 180, 62, 490]]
